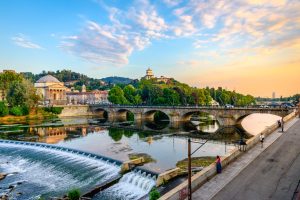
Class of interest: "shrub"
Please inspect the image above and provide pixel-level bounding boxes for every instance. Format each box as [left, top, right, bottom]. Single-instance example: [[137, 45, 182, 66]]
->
[[43, 107, 64, 114], [68, 188, 81, 200], [51, 107, 63, 114], [21, 105, 30, 115], [0, 101, 9, 117], [149, 188, 160, 200], [10, 106, 23, 116]]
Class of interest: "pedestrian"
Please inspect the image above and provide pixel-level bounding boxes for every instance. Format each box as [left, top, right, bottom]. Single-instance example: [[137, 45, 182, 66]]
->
[[260, 133, 264, 148], [281, 118, 284, 132], [277, 120, 281, 127], [216, 155, 222, 173]]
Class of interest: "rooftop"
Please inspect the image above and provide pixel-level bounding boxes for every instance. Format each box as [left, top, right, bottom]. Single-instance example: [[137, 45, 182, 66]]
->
[[36, 75, 60, 83]]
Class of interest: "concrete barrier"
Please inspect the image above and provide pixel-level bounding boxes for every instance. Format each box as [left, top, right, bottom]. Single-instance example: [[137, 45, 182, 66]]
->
[[121, 157, 145, 173], [159, 111, 296, 200], [58, 105, 95, 117], [156, 168, 181, 187]]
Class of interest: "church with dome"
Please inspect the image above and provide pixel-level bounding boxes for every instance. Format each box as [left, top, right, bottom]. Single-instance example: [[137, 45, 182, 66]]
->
[[34, 75, 68, 105], [34, 74, 109, 106]]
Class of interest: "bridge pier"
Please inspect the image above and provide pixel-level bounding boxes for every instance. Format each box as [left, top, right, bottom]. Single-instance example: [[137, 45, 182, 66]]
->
[[169, 112, 180, 129], [133, 111, 143, 121], [216, 115, 237, 126], [107, 111, 116, 122]]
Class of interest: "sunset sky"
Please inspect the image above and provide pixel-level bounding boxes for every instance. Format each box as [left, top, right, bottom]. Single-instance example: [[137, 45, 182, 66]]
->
[[0, 0, 299, 97]]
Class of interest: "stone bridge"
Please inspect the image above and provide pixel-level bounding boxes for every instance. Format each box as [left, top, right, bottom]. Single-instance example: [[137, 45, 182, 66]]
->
[[88, 105, 293, 127]]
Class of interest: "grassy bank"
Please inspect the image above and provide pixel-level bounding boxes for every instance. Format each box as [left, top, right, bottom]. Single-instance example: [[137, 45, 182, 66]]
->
[[0, 109, 57, 124]]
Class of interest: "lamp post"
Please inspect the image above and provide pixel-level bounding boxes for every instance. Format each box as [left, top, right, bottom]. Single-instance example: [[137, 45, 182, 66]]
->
[[187, 138, 208, 200]]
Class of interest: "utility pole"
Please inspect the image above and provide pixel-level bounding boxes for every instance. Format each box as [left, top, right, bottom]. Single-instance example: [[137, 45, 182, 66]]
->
[[187, 139, 208, 200], [188, 138, 192, 200]]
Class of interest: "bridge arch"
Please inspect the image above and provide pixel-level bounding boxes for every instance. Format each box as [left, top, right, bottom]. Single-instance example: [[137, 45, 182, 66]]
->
[[115, 109, 135, 121], [93, 108, 109, 119], [181, 111, 216, 121], [144, 110, 170, 123]]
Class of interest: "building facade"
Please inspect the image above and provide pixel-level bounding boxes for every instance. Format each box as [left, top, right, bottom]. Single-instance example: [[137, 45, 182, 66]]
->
[[34, 75, 68, 105], [66, 88, 109, 105], [144, 68, 154, 80], [142, 68, 171, 83]]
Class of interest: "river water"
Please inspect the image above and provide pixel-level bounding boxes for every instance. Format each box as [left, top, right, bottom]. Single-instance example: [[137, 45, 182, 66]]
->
[[0, 113, 279, 199]]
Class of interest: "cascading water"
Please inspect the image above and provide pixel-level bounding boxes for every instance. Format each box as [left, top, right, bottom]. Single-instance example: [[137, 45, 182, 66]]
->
[[0, 141, 121, 199], [93, 170, 157, 200]]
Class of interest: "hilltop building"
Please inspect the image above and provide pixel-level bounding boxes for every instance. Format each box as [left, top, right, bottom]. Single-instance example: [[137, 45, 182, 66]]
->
[[34, 75, 68, 105], [144, 68, 154, 80], [142, 68, 171, 83]]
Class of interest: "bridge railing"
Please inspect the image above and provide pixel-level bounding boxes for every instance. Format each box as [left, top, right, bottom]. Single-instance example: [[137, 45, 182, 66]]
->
[[89, 104, 293, 111]]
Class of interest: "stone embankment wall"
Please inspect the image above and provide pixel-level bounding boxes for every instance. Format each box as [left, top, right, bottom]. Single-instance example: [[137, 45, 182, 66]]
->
[[159, 111, 296, 200], [58, 105, 95, 117]]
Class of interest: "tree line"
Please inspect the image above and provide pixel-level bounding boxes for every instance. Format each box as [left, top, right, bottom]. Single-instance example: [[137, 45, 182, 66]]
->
[[108, 78, 256, 106], [0, 71, 39, 116]]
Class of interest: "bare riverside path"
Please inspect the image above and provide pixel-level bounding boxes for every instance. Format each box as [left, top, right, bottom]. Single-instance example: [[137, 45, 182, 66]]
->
[[192, 117, 300, 200]]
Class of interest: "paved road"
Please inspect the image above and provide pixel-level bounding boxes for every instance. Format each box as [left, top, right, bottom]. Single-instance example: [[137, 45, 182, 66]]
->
[[212, 120, 300, 200]]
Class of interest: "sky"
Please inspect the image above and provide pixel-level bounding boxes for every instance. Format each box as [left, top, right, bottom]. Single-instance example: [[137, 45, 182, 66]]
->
[[0, 0, 299, 97]]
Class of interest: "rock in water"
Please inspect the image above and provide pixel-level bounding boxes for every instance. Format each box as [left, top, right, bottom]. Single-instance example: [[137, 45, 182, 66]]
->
[[0, 173, 7, 181]]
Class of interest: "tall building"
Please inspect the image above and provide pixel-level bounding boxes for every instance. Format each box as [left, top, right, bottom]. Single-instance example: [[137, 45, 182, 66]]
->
[[272, 92, 276, 99], [145, 68, 154, 80], [34, 75, 68, 105]]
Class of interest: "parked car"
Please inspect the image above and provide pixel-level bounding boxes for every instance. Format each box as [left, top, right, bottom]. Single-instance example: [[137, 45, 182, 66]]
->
[[225, 104, 234, 108], [259, 105, 269, 108]]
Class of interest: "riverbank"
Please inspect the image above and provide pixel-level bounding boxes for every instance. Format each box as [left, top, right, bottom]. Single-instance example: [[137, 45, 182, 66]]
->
[[0, 112, 57, 125], [159, 111, 297, 200]]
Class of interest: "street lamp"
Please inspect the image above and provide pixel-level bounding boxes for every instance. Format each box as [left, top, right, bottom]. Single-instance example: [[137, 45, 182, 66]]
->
[[187, 138, 208, 200]]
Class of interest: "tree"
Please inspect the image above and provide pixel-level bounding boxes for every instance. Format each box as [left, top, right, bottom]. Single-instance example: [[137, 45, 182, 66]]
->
[[108, 86, 128, 104], [0, 101, 9, 117], [123, 85, 142, 105], [6, 79, 39, 108], [6, 81, 26, 107]]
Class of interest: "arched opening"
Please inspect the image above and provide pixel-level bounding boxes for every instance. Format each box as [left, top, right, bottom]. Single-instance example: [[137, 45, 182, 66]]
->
[[181, 111, 219, 133], [213, 126, 251, 142], [239, 113, 282, 136], [93, 108, 108, 123], [144, 110, 170, 130], [116, 109, 134, 124]]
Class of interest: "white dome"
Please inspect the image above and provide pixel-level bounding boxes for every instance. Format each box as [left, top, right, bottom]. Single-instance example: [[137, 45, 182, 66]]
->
[[36, 75, 60, 83]]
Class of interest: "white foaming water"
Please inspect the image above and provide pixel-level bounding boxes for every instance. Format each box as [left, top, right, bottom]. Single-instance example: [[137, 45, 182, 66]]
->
[[0, 142, 121, 199], [94, 170, 156, 200]]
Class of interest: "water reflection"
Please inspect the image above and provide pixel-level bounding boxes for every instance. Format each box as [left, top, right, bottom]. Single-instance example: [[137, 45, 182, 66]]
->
[[0, 116, 243, 172]]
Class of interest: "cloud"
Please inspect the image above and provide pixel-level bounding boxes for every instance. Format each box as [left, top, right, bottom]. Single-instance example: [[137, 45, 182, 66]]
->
[[162, 0, 181, 7], [12, 34, 43, 49], [62, 0, 168, 65], [62, 0, 300, 66]]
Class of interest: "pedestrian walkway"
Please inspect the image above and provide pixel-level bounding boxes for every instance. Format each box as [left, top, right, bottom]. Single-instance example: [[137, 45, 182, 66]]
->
[[192, 117, 299, 200]]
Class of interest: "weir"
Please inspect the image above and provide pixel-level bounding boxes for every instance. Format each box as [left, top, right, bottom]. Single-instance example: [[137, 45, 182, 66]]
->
[[0, 139, 158, 199], [93, 169, 157, 200]]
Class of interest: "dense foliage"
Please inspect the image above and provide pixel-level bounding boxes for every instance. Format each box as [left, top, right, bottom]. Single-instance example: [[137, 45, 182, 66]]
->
[[21, 70, 133, 91], [0, 71, 39, 116], [67, 188, 81, 200], [149, 188, 161, 200], [0, 102, 9, 117], [101, 76, 134, 85], [108, 79, 255, 106], [207, 87, 256, 106], [43, 107, 64, 114]]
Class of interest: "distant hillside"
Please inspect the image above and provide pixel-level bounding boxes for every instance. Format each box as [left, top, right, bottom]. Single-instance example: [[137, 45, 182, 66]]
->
[[101, 76, 134, 85], [21, 70, 134, 91]]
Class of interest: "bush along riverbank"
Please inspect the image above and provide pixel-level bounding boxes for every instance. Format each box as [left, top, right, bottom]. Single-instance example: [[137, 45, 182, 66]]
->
[[0, 106, 64, 124]]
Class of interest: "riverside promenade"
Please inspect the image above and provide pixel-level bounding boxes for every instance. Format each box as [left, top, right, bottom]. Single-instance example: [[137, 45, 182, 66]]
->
[[192, 117, 300, 200]]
